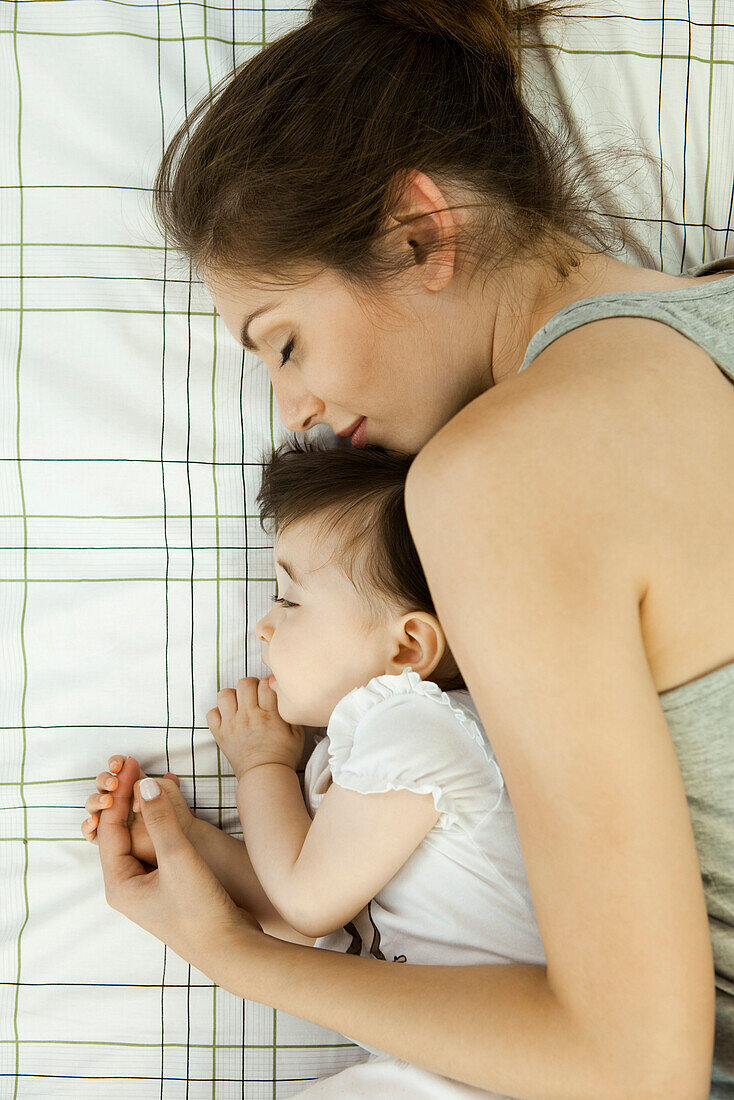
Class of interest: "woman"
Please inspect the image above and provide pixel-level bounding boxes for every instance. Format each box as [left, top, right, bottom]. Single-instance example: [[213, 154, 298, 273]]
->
[[95, 1, 733, 1096]]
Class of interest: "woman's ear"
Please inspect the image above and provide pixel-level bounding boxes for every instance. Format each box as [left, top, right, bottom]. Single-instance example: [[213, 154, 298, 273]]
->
[[388, 169, 458, 292], [385, 611, 447, 680]]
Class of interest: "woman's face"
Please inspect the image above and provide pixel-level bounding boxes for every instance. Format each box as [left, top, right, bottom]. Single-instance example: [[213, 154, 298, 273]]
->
[[207, 266, 490, 454]]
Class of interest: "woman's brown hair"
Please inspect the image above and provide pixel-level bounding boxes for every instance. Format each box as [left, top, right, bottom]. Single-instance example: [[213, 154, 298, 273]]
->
[[257, 438, 465, 692], [152, 0, 621, 291]]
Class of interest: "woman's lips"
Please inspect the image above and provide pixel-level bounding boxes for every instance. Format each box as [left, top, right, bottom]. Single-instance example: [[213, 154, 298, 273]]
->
[[350, 417, 367, 448]]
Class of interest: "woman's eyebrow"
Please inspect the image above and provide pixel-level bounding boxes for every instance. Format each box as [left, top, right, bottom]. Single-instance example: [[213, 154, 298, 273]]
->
[[275, 558, 307, 588], [240, 302, 280, 351]]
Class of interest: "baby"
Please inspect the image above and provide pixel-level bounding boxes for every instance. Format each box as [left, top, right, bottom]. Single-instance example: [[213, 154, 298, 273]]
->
[[83, 439, 545, 1085]]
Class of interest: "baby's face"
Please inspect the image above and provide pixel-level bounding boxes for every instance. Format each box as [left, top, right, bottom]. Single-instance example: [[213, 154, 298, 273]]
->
[[254, 519, 392, 726]]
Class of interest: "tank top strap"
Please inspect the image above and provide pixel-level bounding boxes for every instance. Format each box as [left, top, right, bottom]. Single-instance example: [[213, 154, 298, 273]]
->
[[519, 259, 734, 383]]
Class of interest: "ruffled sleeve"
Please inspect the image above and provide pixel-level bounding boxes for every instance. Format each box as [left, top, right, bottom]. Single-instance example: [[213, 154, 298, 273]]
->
[[325, 668, 505, 832]]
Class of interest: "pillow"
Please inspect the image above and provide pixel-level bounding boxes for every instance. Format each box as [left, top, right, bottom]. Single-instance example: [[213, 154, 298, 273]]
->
[[0, 2, 731, 1096], [520, 0, 734, 271]]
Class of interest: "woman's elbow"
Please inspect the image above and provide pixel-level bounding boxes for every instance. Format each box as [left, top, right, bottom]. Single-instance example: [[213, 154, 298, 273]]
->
[[639, 992, 714, 1099], [567, 1037, 711, 1100], [630, 1059, 711, 1100], [596, 1013, 713, 1100]]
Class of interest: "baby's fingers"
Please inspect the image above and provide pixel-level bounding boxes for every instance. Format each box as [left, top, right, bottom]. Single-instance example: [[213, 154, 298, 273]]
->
[[86, 790, 114, 814], [95, 769, 119, 794], [257, 676, 279, 711], [81, 813, 99, 845]]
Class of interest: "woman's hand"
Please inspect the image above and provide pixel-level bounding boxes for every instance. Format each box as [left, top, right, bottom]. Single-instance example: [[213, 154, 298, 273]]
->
[[82, 756, 197, 867], [206, 677, 305, 781], [95, 757, 262, 983]]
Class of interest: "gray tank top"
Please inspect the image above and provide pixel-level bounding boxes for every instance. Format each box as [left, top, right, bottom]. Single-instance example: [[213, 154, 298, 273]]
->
[[519, 261, 734, 1098]]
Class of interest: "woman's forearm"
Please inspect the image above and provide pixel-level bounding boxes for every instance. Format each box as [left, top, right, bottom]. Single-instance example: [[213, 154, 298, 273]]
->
[[190, 818, 315, 945], [215, 928, 642, 1100]]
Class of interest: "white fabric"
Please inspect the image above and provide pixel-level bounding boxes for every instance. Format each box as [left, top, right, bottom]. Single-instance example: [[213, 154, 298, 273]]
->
[[519, 0, 734, 273], [304, 669, 546, 970], [293, 1051, 511, 1099], [298, 669, 546, 1096], [324, 669, 506, 828]]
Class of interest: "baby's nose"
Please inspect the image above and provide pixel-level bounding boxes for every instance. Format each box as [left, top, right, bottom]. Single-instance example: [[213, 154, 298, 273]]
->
[[255, 614, 271, 641]]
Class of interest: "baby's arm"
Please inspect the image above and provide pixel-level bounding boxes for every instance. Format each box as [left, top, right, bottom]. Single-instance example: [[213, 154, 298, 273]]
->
[[207, 676, 440, 939], [185, 816, 316, 946], [238, 764, 439, 938]]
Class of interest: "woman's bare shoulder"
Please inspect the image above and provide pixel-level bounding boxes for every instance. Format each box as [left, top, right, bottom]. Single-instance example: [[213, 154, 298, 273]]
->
[[414, 312, 734, 520], [407, 313, 734, 690], [403, 321, 718, 1069], [416, 313, 729, 478], [409, 318, 674, 536]]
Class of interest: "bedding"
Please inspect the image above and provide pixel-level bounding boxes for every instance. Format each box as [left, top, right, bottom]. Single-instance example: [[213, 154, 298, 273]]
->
[[0, 2, 731, 1096]]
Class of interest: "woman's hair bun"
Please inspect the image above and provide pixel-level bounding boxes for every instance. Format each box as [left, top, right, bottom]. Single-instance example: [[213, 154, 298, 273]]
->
[[311, 0, 549, 64]]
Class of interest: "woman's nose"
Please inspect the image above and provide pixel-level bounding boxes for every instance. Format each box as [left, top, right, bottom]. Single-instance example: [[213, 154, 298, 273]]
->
[[270, 372, 324, 433]]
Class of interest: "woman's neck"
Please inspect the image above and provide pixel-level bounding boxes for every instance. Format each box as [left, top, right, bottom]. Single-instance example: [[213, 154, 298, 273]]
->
[[479, 245, 688, 388]]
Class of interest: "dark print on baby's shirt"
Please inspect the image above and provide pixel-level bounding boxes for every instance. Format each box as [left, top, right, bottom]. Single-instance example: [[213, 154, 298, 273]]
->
[[343, 901, 408, 964]]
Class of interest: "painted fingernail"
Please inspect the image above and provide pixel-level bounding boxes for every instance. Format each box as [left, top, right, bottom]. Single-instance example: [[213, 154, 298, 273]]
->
[[101, 795, 112, 808], [105, 777, 117, 790], [140, 778, 161, 801]]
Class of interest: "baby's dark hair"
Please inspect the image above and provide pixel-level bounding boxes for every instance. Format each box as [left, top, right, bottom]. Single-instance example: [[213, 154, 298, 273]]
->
[[257, 438, 465, 691]]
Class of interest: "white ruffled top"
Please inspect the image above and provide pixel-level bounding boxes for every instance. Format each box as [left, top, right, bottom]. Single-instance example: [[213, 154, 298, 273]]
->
[[304, 668, 546, 976], [322, 668, 504, 831]]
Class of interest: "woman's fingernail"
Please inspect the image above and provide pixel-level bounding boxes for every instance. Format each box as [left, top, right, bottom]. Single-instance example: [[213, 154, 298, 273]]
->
[[140, 778, 161, 801]]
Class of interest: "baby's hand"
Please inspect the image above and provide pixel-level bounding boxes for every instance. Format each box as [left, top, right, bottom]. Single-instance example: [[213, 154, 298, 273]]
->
[[207, 677, 305, 781], [81, 755, 197, 867]]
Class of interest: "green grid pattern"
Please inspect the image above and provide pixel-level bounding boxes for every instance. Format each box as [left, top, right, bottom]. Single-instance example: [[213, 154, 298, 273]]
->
[[0, 1, 732, 1098]]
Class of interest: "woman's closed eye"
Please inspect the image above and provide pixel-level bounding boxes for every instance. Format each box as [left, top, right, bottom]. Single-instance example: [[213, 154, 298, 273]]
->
[[279, 336, 295, 368]]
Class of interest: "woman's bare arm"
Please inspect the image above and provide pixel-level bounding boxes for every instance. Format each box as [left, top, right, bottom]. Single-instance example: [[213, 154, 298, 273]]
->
[[402, 348, 715, 1094], [209, 359, 714, 1100]]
